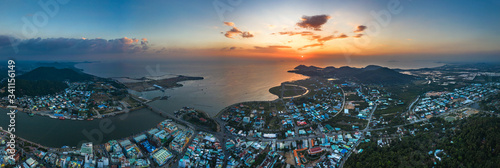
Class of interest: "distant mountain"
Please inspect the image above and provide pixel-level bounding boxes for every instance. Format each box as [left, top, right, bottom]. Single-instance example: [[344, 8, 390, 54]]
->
[[18, 67, 96, 82], [409, 63, 500, 72], [1, 67, 100, 97], [289, 65, 416, 85]]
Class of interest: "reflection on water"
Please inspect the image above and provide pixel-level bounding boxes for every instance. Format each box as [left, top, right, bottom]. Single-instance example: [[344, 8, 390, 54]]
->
[[78, 61, 309, 117]]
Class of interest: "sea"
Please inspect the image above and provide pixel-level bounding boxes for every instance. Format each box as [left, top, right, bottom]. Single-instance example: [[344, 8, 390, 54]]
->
[[0, 59, 445, 147]]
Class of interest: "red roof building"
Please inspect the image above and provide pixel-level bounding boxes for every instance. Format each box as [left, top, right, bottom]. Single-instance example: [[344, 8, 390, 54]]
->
[[308, 147, 323, 155]]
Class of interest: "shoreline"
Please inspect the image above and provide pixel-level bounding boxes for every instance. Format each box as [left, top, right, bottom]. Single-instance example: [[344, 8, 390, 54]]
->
[[0, 105, 147, 121], [214, 78, 311, 118], [1, 62, 311, 149]]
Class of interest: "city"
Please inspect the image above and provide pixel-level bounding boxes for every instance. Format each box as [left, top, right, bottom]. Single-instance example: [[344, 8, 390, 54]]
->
[[1, 0, 500, 168]]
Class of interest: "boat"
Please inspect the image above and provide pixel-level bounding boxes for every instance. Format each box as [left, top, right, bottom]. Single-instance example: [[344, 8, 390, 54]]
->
[[87, 118, 94, 121], [77, 118, 84, 121], [58, 117, 65, 120], [71, 118, 76, 120], [50, 116, 57, 119], [28, 113, 34, 117]]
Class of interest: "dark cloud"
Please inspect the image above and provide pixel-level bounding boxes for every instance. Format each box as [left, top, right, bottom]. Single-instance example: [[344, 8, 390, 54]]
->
[[0, 35, 151, 55], [224, 27, 242, 38], [223, 22, 254, 39], [140, 38, 149, 50], [337, 34, 348, 38], [0, 35, 15, 47], [296, 15, 331, 31], [221, 46, 238, 51], [354, 25, 367, 33], [241, 32, 254, 38]]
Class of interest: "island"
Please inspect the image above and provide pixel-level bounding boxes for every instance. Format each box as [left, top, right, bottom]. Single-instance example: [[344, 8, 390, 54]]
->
[[122, 75, 204, 92]]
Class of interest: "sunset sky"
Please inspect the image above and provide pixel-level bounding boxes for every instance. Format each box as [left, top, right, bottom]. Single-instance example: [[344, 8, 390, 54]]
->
[[1, 0, 499, 63]]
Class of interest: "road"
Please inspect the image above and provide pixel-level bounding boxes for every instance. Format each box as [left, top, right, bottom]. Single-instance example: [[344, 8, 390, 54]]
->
[[339, 102, 377, 168], [331, 85, 346, 118]]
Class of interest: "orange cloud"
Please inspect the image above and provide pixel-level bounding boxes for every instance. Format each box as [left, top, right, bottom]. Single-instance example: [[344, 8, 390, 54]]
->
[[277, 31, 314, 36], [121, 37, 139, 44], [225, 27, 242, 38], [310, 35, 335, 43], [298, 43, 323, 50], [223, 22, 254, 39], [224, 22, 235, 27]]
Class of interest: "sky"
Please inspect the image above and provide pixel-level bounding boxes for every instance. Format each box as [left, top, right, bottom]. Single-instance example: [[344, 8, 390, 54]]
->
[[0, 0, 499, 63]]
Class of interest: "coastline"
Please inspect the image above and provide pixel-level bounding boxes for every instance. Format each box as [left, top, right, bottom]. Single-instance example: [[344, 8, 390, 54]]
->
[[0, 104, 147, 121], [1, 62, 311, 149], [214, 78, 312, 118]]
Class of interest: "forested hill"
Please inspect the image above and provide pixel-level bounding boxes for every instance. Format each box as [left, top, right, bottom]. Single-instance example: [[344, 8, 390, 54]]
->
[[18, 67, 96, 82], [1, 67, 98, 97], [288, 65, 416, 85], [345, 115, 500, 167]]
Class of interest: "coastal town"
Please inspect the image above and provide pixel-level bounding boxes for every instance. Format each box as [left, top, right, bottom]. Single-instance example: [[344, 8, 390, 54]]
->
[[2, 0, 500, 167], [0, 64, 499, 168], [2, 80, 141, 120]]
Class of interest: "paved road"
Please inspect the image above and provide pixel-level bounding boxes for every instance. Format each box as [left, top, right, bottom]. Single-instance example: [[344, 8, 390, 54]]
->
[[331, 85, 346, 118], [339, 102, 377, 168]]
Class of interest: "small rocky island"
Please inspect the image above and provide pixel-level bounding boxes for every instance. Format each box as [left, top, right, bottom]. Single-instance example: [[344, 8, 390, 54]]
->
[[123, 75, 204, 92]]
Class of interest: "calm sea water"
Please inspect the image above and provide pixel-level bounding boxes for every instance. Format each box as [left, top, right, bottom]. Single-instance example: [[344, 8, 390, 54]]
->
[[75, 60, 444, 117], [2, 59, 444, 147], [0, 108, 166, 148], [76, 61, 310, 117]]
